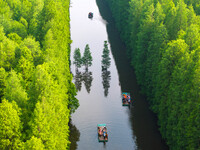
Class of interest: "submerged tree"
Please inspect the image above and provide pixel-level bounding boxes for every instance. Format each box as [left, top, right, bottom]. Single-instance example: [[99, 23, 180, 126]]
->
[[101, 41, 111, 70], [73, 48, 82, 70], [82, 44, 92, 70]]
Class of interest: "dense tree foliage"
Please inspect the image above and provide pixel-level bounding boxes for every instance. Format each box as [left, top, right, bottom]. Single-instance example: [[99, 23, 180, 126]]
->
[[0, 99, 23, 150], [104, 0, 200, 149], [0, 0, 78, 149]]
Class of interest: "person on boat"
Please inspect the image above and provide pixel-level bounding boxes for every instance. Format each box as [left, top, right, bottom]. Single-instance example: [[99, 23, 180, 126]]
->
[[102, 126, 106, 133], [128, 97, 131, 104], [124, 94, 127, 99], [122, 97, 126, 103], [88, 12, 93, 18], [102, 127, 106, 138], [102, 126, 107, 140], [103, 131, 106, 139], [98, 127, 102, 135]]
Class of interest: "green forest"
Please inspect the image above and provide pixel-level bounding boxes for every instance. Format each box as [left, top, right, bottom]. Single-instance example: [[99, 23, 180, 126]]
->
[[0, 0, 79, 149], [104, 0, 200, 149]]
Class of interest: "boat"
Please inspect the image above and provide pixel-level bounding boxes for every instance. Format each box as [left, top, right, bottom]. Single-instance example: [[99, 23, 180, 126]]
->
[[122, 92, 131, 106], [88, 12, 93, 18], [97, 124, 108, 142]]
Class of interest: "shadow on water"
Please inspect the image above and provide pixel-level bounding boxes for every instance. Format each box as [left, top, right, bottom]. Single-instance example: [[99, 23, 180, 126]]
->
[[101, 69, 111, 97], [96, 0, 169, 149], [74, 70, 83, 91], [69, 120, 80, 150], [74, 69, 93, 93], [82, 70, 93, 93]]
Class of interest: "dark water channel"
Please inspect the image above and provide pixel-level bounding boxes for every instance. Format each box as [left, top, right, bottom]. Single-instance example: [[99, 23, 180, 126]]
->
[[69, 0, 168, 149]]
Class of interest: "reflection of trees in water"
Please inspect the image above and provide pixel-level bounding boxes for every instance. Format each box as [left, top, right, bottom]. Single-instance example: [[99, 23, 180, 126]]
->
[[82, 70, 93, 93], [101, 41, 111, 97], [74, 70, 82, 91], [74, 69, 93, 93], [69, 120, 80, 150], [102, 70, 111, 97]]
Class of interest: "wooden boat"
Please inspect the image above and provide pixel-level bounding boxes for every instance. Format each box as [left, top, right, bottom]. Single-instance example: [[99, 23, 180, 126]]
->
[[122, 92, 131, 106], [88, 12, 93, 18], [97, 124, 108, 142]]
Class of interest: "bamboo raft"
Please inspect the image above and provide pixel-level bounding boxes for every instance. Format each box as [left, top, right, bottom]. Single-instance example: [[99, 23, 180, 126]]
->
[[97, 124, 108, 142], [122, 92, 131, 106]]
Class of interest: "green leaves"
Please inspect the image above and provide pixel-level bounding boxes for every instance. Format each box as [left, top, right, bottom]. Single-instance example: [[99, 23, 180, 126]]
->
[[0, 99, 23, 150], [82, 44, 93, 70], [73, 48, 82, 68], [4, 70, 28, 108], [102, 41, 111, 70], [0, 36, 18, 70], [73, 44, 93, 71], [25, 136, 44, 150]]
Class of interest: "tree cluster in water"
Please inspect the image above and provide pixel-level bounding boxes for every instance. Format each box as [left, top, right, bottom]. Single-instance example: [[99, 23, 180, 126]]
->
[[73, 44, 93, 93], [73, 41, 111, 96]]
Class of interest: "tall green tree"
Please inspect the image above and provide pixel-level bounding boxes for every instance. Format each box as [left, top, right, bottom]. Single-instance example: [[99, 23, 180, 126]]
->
[[16, 44, 35, 84], [128, 0, 143, 56], [184, 24, 200, 51], [172, 0, 188, 39], [4, 70, 28, 109], [0, 99, 23, 150], [0, 35, 17, 71], [134, 2, 155, 88], [73, 48, 82, 69], [82, 44, 92, 70], [101, 41, 111, 70], [155, 39, 188, 139]]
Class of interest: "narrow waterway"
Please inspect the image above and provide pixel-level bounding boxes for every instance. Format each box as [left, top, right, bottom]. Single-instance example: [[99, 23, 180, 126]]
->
[[69, 0, 168, 149]]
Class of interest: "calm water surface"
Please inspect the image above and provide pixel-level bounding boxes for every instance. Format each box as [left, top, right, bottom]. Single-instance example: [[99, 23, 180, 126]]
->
[[69, 0, 168, 150]]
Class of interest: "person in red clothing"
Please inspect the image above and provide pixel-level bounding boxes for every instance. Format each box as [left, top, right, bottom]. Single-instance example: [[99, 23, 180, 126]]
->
[[98, 127, 102, 135]]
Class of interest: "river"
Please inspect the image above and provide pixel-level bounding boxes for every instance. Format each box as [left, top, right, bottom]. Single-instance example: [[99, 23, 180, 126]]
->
[[69, 0, 168, 149]]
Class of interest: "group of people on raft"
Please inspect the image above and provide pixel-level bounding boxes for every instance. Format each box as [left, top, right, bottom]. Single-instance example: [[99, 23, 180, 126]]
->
[[98, 126, 108, 140], [88, 12, 93, 18], [122, 94, 131, 104]]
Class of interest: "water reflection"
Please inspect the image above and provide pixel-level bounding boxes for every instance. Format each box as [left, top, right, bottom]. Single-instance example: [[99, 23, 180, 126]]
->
[[74, 69, 93, 93], [74, 70, 82, 91], [101, 70, 111, 97], [82, 70, 93, 93], [69, 120, 80, 150], [101, 40, 111, 97]]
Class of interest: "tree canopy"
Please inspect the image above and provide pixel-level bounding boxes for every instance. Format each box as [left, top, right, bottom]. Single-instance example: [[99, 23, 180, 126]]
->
[[0, 0, 78, 149]]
